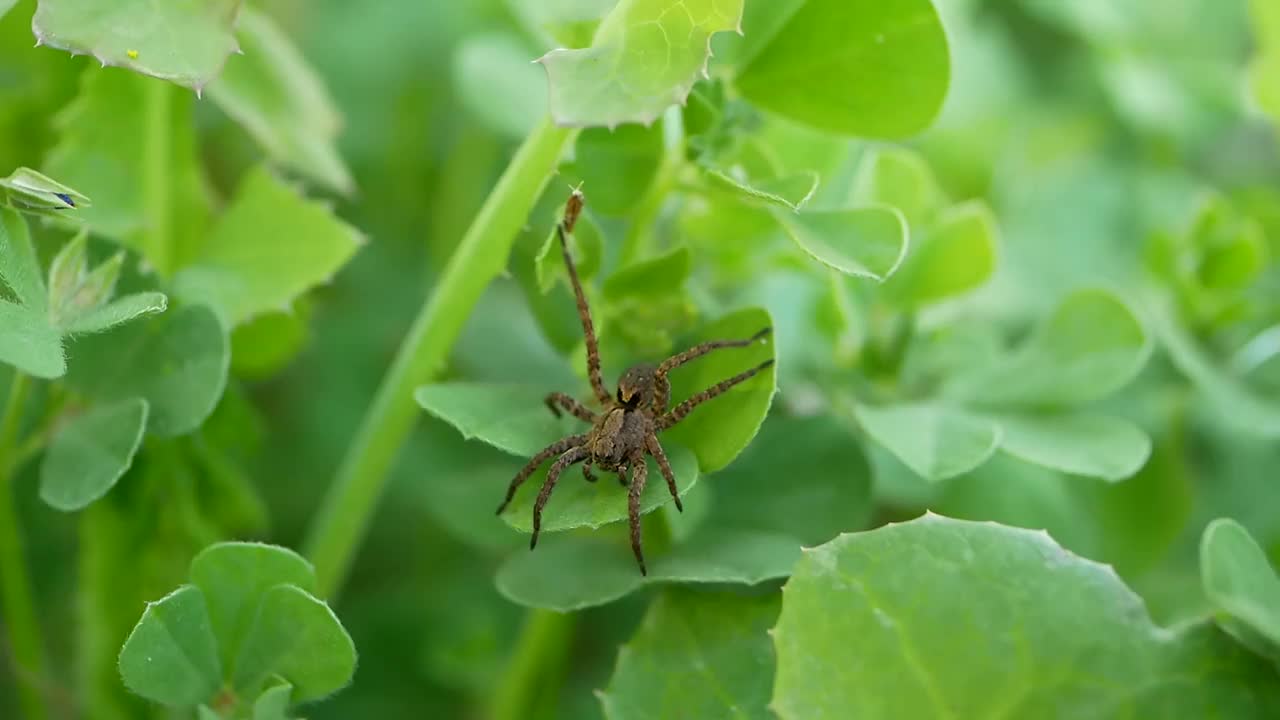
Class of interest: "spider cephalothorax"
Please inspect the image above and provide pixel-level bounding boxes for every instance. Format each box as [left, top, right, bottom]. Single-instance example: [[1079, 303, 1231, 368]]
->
[[496, 190, 773, 575]]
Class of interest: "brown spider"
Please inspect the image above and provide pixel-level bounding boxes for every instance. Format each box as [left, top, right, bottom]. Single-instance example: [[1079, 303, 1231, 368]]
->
[[495, 190, 773, 575]]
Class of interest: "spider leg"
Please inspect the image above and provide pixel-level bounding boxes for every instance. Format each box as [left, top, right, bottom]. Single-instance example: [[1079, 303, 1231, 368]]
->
[[531, 446, 589, 550], [645, 435, 683, 512], [582, 461, 598, 483], [557, 221, 611, 405], [651, 327, 771, 413], [496, 434, 587, 515], [616, 465, 629, 487], [657, 359, 775, 431], [626, 454, 649, 575], [545, 392, 597, 422]]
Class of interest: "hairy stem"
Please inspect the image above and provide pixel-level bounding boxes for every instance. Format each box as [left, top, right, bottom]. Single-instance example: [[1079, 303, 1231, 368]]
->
[[0, 372, 48, 720], [488, 609, 576, 720], [304, 117, 579, 597]]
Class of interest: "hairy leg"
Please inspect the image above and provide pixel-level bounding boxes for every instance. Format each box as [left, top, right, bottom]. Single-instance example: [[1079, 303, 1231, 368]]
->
[[557, 222, 610, 405], [545, 392, 597, 423], [651, 328, 771, 412], [496, 434, 587, 514], [582, 461, 598, 483], [531, 446, 589, 550], [626, 456, 649, 575], [645, 435, 683, 512], [658, 359, 775, 430]]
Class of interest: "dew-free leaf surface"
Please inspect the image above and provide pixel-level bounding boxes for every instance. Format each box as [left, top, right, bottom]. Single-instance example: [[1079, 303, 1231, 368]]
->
[[856, 402, 1000, 481], [775, 206, 909, 280], [1201, 518, 1280, 665], [38, 397, 148, 511], [118, 585, 222, 707]]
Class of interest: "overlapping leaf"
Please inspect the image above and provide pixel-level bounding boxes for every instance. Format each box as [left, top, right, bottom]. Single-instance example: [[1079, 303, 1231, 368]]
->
[[1201, 518, 1280, 665]]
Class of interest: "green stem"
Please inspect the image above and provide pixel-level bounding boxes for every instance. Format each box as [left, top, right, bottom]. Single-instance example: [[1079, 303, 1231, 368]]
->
[[304, 117, 579, 597], [0, 372, 48, 720], [488, 609, 575, 720]]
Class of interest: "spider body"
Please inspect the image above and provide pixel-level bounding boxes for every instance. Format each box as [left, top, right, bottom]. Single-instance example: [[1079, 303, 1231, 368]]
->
[[497, 190, 773, 575]]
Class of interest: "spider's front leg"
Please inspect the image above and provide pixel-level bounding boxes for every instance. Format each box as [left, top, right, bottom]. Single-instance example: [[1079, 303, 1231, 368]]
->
[[497, 435, 587, 515], [650, 327, 772, 413], [545, 392, 597, 423], [657, 358, 775, 430], [626, 454, 649, 575], [531, 446, 589, 550]]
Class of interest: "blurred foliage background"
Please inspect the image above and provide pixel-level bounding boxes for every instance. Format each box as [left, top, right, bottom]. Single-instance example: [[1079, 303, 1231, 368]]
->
[[1, 0, 1279, 717]]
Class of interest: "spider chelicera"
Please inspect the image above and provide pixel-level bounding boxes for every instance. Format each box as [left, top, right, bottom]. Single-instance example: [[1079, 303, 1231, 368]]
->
[[495, 189, 773, 575]]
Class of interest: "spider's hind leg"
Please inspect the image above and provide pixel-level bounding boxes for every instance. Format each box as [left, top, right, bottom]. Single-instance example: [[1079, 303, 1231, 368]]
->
[[497, 434, 586, 515]]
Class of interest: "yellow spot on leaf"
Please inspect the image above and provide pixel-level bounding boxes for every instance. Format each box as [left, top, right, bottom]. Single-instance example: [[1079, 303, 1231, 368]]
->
[[127, 49, 139, 59]]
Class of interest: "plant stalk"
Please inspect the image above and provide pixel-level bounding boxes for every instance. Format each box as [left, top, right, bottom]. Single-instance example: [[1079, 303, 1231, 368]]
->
[[488, 609, 575, 720], [0, 371, 49, 720], [304, 117, 579, 597]]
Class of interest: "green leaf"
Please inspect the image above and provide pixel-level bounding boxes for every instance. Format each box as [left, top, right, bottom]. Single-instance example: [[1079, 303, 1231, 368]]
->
[[0, 1, 15, 23], [1201, 518, 1280, 665], [774, 206, 908, 280], [44, 68, 212, 273], [189, 542, 317, 672], [496, 529, 801, 611], [253, 683, 293, 720], [603, 247, 691, 301], [706, 414, 873, 545], [735, 0, 950, 138], [172, 166, 363, 327], [0, 207, 47, 309], [0, 166, 90, 213], [538, 0, 745, 127], [231, 585, 357, 702], [535, 213, 603, 294], [994, 412, 1151, 482], [705, 167, 819, 212], [883, 201, 999, 307], [850, 147, 940, 224], [38, 397, 148, 511], [205, 8, 353, 195], [229, 308, 309, 380], [499, 443, 699, 534], [0, 301, 63, 378], [64, 291, 168, 334], [571, 124, 663, 215], [946, 288, 1151, 408], [662, 307, 777, 472], [118, 585, 222, 707], [415, 383, 589, 458], [66, 304, 229, 436], [453, 31, 547, 140], [32, 0, 243, 90], [771, 514, 1280, 719], [599, 588, 779, 720], [855, 402, 1000, 482]]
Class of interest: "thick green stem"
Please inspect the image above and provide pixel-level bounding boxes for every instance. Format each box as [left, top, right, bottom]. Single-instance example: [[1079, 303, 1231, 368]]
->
[[0, 372, 48, 720], [304, 117, 579, 597], [488, 609, 575, 720]]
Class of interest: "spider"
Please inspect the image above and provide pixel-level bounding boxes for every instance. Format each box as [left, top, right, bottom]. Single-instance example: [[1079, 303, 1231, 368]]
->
[[495, 189, 773, 575]]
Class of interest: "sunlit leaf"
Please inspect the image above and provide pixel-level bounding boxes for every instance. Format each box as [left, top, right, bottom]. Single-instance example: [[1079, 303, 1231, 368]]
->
[[118, 585, 222, 707], [416, 383, 589, 458], [539, 0, 744, 127], [38, 397, 147, 511], [774, 206, 908, 280], [735, 0, 950, 138], [231, 585, 356, 702], [850, 147, 941, 225], [882, 201, 999, 307], [706, 167, 819, 212], [856, 402, 1000, 482], [599, 588, 779, 720], [1201, 518, 1280, 665], [771, 515, 1280, 719], [603, 247, 691, 300], [252, 683, 293, 720], [33, 0, 243, 90], [994, 412, 1151, 482]]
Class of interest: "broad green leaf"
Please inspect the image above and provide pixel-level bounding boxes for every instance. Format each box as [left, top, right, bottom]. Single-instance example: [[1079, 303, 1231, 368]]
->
[[850, 147, 940, 225], [118, 585, 222, 707], [0, 301, 63, 377], [535, 212, 603, 293], [497, 529, 801, 611], [1201, 518, 1280, 664], [603, 247, 691, 300], [499, 443, 698, 533], [883, 201, 999, 307], [172, 166, 363, 327], [706, 168, 819, 212], [206, 8, 353, 194], [735, 0, 950, 138], [44, 68, 212, 273], [230, 308, 309, 380], [599, 589, 779, 720], [416, 383, 590, 458], [189, 542, 317, 671], [0, 207, 46, 309], [995, 412, 1151, 482], [707, 414, 873, 545], [253, 683, 293, 720], [774, 206, 908, 280], [771, 515, 1280, 719], [946, 288, 1151, 408], [855, 402, 1000, 482], [538, 0, 745, 127], [0, 166, 90, 214], [571, 124, 663, 215], [453, 31, 547, 140], [662, 307, 777, 472], [231, 585, 356, 702], [66, 304, 229, 436], [32, 0, 243, 90], [38, 397, 147, 511], [64, 291, 168, 334]]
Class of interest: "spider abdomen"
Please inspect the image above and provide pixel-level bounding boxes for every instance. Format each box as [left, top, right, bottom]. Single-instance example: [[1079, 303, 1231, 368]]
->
[[588, 408, 651, 465]]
